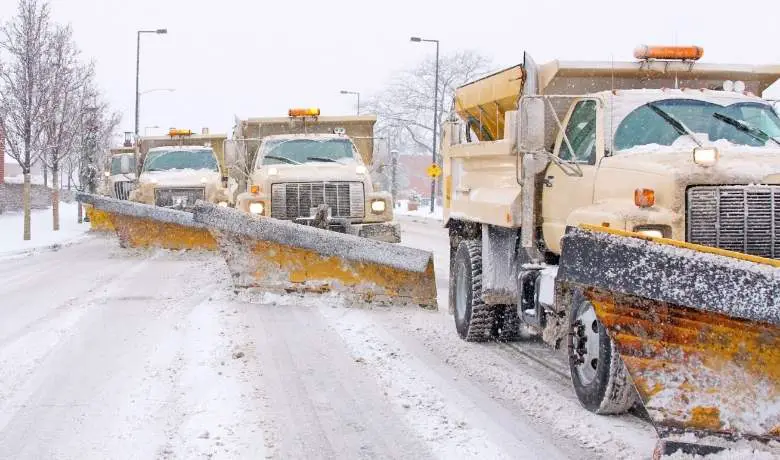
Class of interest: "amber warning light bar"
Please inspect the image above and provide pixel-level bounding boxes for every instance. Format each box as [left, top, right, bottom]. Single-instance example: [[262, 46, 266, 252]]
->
[[634, 45, 704, 61], [289, 108, 321, 117]]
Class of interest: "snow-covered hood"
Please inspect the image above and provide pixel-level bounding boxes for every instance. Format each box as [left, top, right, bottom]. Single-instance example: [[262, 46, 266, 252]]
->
[[139, 169, 221, 187], [251, 162, 370, 185], [601, 142, 780, 184]]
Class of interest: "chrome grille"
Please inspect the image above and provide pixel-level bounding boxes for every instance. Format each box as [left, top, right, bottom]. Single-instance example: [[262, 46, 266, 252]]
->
[[687, 185, 779, 258], [154, 187, 206, 208], [271, 182, 364, 219], [113, 181, 135, 200]]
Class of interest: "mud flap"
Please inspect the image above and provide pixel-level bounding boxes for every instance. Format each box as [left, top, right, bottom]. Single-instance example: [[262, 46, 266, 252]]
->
[[76, 193, 217, 250], [557, 225, 779, 455], [192, 203, 438, 308]]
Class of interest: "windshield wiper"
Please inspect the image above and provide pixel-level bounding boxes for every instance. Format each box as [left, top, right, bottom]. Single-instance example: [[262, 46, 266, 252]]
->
[[264, 155, 300, 165], [647, 103, 703, 147], [306, 157, 338, 163], [712, 112, 780, 147]]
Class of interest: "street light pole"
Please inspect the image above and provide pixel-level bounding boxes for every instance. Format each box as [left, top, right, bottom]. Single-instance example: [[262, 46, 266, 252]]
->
[[410, 36, 440, 214], [134, 28, 167, 138], [340, 90, 360, 115]]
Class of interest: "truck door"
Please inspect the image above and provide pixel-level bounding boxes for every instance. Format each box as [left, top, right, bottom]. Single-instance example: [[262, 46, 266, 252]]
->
[[541, 98, 601, 254]]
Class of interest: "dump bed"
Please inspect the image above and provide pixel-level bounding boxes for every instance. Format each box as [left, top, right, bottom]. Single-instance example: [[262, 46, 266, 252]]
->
[[454, 65, 525, 142], [237, 115, 377, 165]]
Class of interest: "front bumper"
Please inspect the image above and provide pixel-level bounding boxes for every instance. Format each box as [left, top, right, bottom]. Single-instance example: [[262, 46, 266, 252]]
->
[[345, 222, 401, 243]]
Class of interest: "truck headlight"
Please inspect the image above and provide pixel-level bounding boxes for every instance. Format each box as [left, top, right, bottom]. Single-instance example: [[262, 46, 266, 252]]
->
[[633, 225, 670, 239], [370, 199, 386, 213], [356, 165, 367, 175], [249, 202, 264, 215], [218, 201, 229, 207], [693, 147, 718, 167]]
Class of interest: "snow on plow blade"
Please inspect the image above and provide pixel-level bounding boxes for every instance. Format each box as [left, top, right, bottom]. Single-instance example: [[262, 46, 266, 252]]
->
[[191, 203, 438, 308], [76, 193, 217, 250], [557, 225, 779, 457]]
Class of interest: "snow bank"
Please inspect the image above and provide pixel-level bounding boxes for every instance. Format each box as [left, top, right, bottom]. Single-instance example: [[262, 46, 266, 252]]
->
[[395, 200, 443, 221], [0, 201, 90, 258]]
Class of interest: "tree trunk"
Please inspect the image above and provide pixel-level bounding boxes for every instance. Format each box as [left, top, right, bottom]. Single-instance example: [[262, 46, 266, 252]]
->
[[77, 201, 83, 224], [52, 163, 60, 231], [23, 173, 31, 241], [43, 162, 48, 188]]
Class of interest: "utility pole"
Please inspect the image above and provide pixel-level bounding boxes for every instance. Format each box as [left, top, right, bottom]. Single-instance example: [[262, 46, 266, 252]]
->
[[134, 28, 167, 137], [390, 149, 399, 204], [410, 36, 440, 213]]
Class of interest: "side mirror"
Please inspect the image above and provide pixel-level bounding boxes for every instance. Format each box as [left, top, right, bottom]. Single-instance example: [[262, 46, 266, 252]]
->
[[119, 156, 133, 174], [518, 97, 546, 153]]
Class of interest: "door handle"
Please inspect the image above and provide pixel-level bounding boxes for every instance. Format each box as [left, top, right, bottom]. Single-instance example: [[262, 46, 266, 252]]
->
[[544, 176, 554, 187]]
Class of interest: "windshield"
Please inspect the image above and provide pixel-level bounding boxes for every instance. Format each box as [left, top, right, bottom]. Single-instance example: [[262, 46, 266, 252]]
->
[[142, 148, 219, 172], [110, 156, 136, 175], [614, 99, 780, 152], [257, 138, 357, 166]]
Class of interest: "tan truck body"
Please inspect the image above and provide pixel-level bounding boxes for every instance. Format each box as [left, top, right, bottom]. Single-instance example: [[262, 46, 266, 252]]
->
[[444, 59, 780, 255], [232, 114, 400, 243], [443, 51, 780, 424], [128, 132, 233, 208]]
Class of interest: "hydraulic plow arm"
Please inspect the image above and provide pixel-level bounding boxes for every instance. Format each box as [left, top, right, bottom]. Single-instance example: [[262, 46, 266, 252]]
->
[[76, 193, 217, 250], [192, 203, 438, 308], [557, 225, 779, 457]]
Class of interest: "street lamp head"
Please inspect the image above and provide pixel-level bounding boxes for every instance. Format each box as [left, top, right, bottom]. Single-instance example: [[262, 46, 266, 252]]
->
[[340, 90, 349, 94], [410, 37, 422, 42], [156, 29, 168, 34]]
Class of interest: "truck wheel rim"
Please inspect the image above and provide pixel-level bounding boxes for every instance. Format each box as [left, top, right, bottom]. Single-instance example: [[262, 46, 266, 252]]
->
[[573, 302, 601, 385], [455, 260, 468, 323]]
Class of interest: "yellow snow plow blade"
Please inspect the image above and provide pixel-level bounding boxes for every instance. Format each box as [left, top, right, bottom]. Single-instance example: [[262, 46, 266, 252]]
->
[[192, 203, 438, 308], [84, 204, 115, 233], [76, 193, 217, 251], [557, 225, 779, 457]]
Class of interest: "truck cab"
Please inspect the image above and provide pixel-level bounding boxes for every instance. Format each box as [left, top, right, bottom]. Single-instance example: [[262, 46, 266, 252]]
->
[[233, 109, 400, 243], [128, 129, 232, 210], [102, 148, 137, 200]]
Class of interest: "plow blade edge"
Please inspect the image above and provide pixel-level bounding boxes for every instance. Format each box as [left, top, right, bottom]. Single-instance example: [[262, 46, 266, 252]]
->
[[192, 203, 438, 308], [557, 225, 779, 456], [76, 193, 217, 250]]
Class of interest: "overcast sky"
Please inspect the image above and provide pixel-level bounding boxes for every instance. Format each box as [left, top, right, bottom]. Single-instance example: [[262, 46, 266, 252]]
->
[[1, 0, 779, 144]]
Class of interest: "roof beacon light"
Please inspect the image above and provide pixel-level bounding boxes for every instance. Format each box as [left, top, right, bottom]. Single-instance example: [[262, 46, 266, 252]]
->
[[168, 128, 193, 137], [634, 45, 704, 61], [289, 108, 321, 117]]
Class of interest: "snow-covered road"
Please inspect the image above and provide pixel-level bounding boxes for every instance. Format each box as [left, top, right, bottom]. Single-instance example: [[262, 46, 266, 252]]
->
[[0, 216, 657, 459]]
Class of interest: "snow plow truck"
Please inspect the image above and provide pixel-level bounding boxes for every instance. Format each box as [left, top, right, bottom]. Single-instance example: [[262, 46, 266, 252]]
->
[[77, 111, 436, 306], [443, 45, 780, 456]]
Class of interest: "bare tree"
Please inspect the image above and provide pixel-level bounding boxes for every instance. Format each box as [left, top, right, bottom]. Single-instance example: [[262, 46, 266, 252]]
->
[[366, 50, 492, 158], [40, 24, 93, 230], [365, 50, 491, 200], [0, 0, 56, 240]]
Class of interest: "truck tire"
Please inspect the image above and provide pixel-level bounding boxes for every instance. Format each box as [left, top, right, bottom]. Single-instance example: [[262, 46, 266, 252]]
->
[[567, 290, 636, 414], [452, 240, 496, 342], [495, 306, 521, 341]]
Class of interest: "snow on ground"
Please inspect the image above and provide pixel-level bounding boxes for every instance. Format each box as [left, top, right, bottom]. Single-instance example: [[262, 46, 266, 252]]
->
[[0, 213, 679, 459], [0, 201, 90, 258], [395, 200, 443, 220]]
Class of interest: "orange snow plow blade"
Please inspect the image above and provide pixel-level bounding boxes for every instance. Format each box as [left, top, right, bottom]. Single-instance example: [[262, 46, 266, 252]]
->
[[76, 193, 217, 251], [557, 225, 779, 457], [84, 204, 115, 232], [192, 203, 437, 308]]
